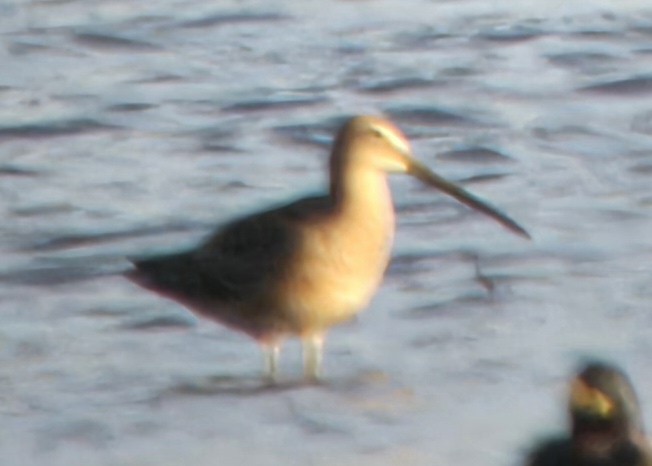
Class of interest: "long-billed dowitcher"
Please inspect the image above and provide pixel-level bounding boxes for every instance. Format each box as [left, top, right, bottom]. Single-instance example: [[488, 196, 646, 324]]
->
[[525, 361, 652, 466], [127, 115, 529, 382]]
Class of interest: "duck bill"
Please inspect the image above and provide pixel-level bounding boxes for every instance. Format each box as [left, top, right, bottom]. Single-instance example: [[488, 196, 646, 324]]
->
[[570, 378, 615, 418], [406, 159, 531, 239]]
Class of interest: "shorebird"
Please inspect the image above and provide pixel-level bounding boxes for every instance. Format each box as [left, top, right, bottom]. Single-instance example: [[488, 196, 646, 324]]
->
[[127, 115, 529, 382], [525, 361, 652, 466]]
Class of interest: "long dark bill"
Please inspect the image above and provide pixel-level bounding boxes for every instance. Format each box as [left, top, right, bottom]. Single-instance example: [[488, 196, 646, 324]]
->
[[408, 159, 531, 239]]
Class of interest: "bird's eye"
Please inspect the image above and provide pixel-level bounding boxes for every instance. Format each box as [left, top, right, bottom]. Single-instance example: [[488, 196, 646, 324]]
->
[[371, 128, 383, 138]]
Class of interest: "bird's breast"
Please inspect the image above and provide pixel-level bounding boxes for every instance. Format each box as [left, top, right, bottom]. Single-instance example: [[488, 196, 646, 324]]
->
[[276, 175, 396, 331]]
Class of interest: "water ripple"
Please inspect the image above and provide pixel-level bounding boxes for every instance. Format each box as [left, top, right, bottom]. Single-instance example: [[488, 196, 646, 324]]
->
[[0, 119, 119, 139], [72, 31, 161, 51], [385, 106, 476, 127], [178, 12, 290, 29], [438, 146, 514, 164], [357, 77, 443, 94], [580, 75, 652, 94], [222, 95, 329, 113]]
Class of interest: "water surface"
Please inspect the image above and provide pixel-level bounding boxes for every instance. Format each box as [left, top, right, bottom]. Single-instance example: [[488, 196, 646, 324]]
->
[[2, 1, 652, 465]]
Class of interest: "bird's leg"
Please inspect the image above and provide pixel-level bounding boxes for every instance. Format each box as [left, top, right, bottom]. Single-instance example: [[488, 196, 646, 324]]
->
[[302, 333, 325, 382], [261, 342, 281, 383]]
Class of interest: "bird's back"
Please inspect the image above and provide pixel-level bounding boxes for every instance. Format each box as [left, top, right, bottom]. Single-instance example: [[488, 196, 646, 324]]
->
[[127, 195, 333, 327]]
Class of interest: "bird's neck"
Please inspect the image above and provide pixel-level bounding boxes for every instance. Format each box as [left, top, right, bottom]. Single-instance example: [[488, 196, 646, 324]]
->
[[330, 161, 394, 226]]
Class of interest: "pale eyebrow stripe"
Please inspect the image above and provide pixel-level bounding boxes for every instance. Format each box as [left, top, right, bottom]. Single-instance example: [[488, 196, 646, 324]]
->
[[372, 124, 410, 154]]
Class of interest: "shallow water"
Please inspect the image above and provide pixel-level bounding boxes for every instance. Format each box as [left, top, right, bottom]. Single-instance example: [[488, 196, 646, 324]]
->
[[2, 1, 652, 465]]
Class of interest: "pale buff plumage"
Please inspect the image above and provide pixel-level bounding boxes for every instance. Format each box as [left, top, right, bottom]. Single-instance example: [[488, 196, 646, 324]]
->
[[127, 115, 529, 382]]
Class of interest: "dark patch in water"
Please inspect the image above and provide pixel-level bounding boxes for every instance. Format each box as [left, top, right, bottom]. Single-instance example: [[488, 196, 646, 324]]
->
[[52, 93, 97, 105], [124, 14, 172, 26], [531, 124, 596, 140], [0, 165, 41, 177], [593, 207, 645, 222], [12, 203, 75, 217], [357, 77, 441, 94], [197, 126, 242, 153], [385, 106, 474, 126], [119, 315, 194, 331], [632, 24, 652, 36], [457, 172, 511, 184], [106, 102, 156, 112], [440, 66, 478, 77], [474, 272, 550, 286], [410, 332, 460, 349], [0, 265, 111, 286], [569, 29, 622, 38], [85, 305, 144, 318], [222, 95, 328, 112], [639, 196, 652, 207], [218, 180, 251, 191], [580, 75, 652, 94], [0, 118, 119, 139], [546, 51, 617, 68], [72, 31, 160, 51], [628, 162, 652, 175], [7, 41, 57, 56], [201, 142, 242, 153], [335, 44, 367, 56], [391, 28, 453, 50], [131, 74, 186, 84], [179, 12, 290, 29], [438, 146, 513, 164]]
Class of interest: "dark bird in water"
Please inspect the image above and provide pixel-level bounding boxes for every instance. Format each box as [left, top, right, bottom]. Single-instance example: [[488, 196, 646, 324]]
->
[[525, 360, 652, 466], [126, 115, 529, 382]]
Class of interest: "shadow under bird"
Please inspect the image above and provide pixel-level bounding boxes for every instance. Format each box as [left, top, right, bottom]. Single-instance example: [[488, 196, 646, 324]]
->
[[525, 360, 652, 466], [126, 115, 529, 382]]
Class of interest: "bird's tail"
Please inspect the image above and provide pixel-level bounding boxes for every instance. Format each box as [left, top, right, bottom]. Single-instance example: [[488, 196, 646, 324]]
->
[[126, 252, 205, 300]]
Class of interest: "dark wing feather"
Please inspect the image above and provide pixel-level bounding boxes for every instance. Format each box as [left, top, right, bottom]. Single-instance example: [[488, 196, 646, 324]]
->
[[129, 195, 332, 304], [195, 195, 331, 301]]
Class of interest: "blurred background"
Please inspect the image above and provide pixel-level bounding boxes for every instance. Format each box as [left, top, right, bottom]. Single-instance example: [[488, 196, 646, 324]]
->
[[2, 0, 652, 464]]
